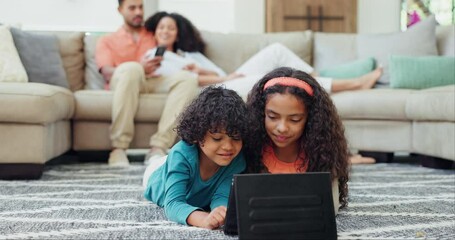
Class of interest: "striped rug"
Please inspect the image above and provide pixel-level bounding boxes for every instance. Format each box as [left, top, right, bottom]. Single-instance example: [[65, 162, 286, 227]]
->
[[0, 163, 454, 239]]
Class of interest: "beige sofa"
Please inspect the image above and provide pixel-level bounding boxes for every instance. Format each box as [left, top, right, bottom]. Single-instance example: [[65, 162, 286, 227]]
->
[[0, 25, 454, 179]]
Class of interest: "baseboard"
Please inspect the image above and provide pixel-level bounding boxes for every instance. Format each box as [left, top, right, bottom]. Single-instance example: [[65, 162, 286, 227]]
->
[[0, 163, 44, 180], [358, 151, 394, 163], [46, 150, 146, 164], [416, 154, 455, 170]]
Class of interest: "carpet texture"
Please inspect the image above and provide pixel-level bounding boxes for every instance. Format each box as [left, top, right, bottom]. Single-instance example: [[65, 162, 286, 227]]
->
[[0, 163, 454, 239]]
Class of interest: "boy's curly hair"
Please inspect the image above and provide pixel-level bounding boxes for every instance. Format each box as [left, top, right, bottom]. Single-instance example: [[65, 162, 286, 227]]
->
[[245, 67, 350, 208], [144, 11, 206, 53], [177, 86, 249, 145]]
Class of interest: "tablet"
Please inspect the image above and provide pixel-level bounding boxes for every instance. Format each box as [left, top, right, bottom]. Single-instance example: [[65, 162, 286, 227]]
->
[[223, 172, 337, 239]]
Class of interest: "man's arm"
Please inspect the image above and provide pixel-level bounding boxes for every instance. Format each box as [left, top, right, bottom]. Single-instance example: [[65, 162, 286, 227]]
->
[[100, 66, 116, 83], [96, 37, 116, 84]]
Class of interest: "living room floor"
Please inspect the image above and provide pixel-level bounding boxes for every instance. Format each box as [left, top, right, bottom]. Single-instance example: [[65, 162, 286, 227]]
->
[[0, 153, 454, 239]]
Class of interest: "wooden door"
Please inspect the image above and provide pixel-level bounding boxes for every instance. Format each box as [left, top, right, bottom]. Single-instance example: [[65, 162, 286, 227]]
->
[[266, 0, 357, 33]]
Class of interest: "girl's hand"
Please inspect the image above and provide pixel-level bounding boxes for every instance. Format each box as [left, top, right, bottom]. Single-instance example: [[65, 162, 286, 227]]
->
[[202, 206, 227, 229]]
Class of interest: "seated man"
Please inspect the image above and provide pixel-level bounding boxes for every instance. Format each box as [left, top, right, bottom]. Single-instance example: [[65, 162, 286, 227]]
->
[[96, 0, 198, 167]]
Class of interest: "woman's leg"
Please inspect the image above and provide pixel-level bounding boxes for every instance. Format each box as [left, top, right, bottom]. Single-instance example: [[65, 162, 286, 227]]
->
[[328, 67, 383, 93], [235, 43, 314, 75], [222, 74, 264, 100]]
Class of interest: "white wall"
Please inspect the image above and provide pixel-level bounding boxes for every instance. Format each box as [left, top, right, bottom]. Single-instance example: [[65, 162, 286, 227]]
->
[[0, 0, 123, 32], [159, 0, 401, 34], [158, 0, 236, 33], [158, 0, 264, 33], [358, 0, 402, 33], [0, 0, 401, 34], [233, 0, 265, 33]]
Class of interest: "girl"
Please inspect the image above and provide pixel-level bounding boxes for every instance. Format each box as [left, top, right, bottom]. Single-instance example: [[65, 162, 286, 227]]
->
[[142, 86, 248, 229], [245, 67, 350, 213], [144, 12, 382, 97]]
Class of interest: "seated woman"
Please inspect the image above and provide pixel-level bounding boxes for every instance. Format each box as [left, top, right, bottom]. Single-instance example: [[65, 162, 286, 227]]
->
[[144, 11, 382, 97]]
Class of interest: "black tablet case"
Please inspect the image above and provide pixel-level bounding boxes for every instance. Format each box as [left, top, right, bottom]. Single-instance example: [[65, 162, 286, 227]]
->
[[223, 172, 337, 239]]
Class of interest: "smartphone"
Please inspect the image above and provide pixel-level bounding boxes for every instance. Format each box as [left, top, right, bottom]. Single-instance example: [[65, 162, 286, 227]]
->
[[155, 46, 166, 57]]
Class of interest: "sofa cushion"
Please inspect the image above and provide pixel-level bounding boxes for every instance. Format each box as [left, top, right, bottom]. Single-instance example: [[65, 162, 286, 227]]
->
[[313, 32, 357, 71], [412, 122, 455, 161], [84, 34, 105, 90], [436, 25, 455, 56], [406, 85, 455, 122], [10, 28, 69, 89], [0, 26, 28, 83], [201, 31, 313, 74], [73, 90, 167, 122], [320, 57, 375, 79], [18, 31, 85, 91], [357, 15, 438, 86], [0, 82, 74, 124], [54, 32, 85, 91], [390, 55, 455, 89], [331, 89, 413, 120]]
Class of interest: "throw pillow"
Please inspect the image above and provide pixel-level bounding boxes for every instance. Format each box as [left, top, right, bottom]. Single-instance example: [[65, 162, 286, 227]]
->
[[55, 32, 85, 91], [357, 15, 438, 86], [319, 57, 375, 79], [0, 25, 28, 82], [10, 28, 69, 88], [389, 55, 455, 89], [313, 32, 357, 71], [436, 25, 455, 57], [84, 34, 106, 90]]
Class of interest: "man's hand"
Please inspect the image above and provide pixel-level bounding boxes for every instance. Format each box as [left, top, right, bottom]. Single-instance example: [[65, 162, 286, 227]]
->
[[141, 56, 162, 78], [100, 66, 116, 83]]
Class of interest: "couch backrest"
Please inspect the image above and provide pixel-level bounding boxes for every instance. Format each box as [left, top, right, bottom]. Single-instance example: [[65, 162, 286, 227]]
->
[[436, 25, 455, 56], [313, 33, 357, 72], [50, 24, 454, 91], [200, 30, 313, 74], [313, 25, 454, 72], [84, 34, 105, 90]]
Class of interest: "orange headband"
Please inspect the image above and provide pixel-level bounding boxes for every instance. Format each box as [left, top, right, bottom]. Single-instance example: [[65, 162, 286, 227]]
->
[[263, 77, 314, 96]]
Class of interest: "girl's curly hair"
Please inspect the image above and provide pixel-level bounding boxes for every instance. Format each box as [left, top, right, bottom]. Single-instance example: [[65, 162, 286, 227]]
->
[[245, 67, 350, 208], [144, 11, 206, 53], [177, 86, 249, 145]]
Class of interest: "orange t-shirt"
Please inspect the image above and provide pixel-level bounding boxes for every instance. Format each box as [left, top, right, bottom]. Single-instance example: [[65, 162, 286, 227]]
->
[[95, 26, 156, 69], [262, 145, 308, 173]]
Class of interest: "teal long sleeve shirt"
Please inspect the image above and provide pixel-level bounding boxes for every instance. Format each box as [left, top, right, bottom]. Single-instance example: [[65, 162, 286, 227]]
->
[[144, 140, 246, 225]]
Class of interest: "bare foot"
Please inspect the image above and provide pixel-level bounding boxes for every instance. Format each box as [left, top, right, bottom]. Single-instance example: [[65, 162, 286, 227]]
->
[[350, 154, 376, 164], [357, 67, 383, 90], [330, 67, 383, 93]]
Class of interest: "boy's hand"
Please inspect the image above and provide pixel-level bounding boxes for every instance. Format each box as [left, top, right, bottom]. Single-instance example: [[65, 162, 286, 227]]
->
[[202, 206, 227, 229]]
